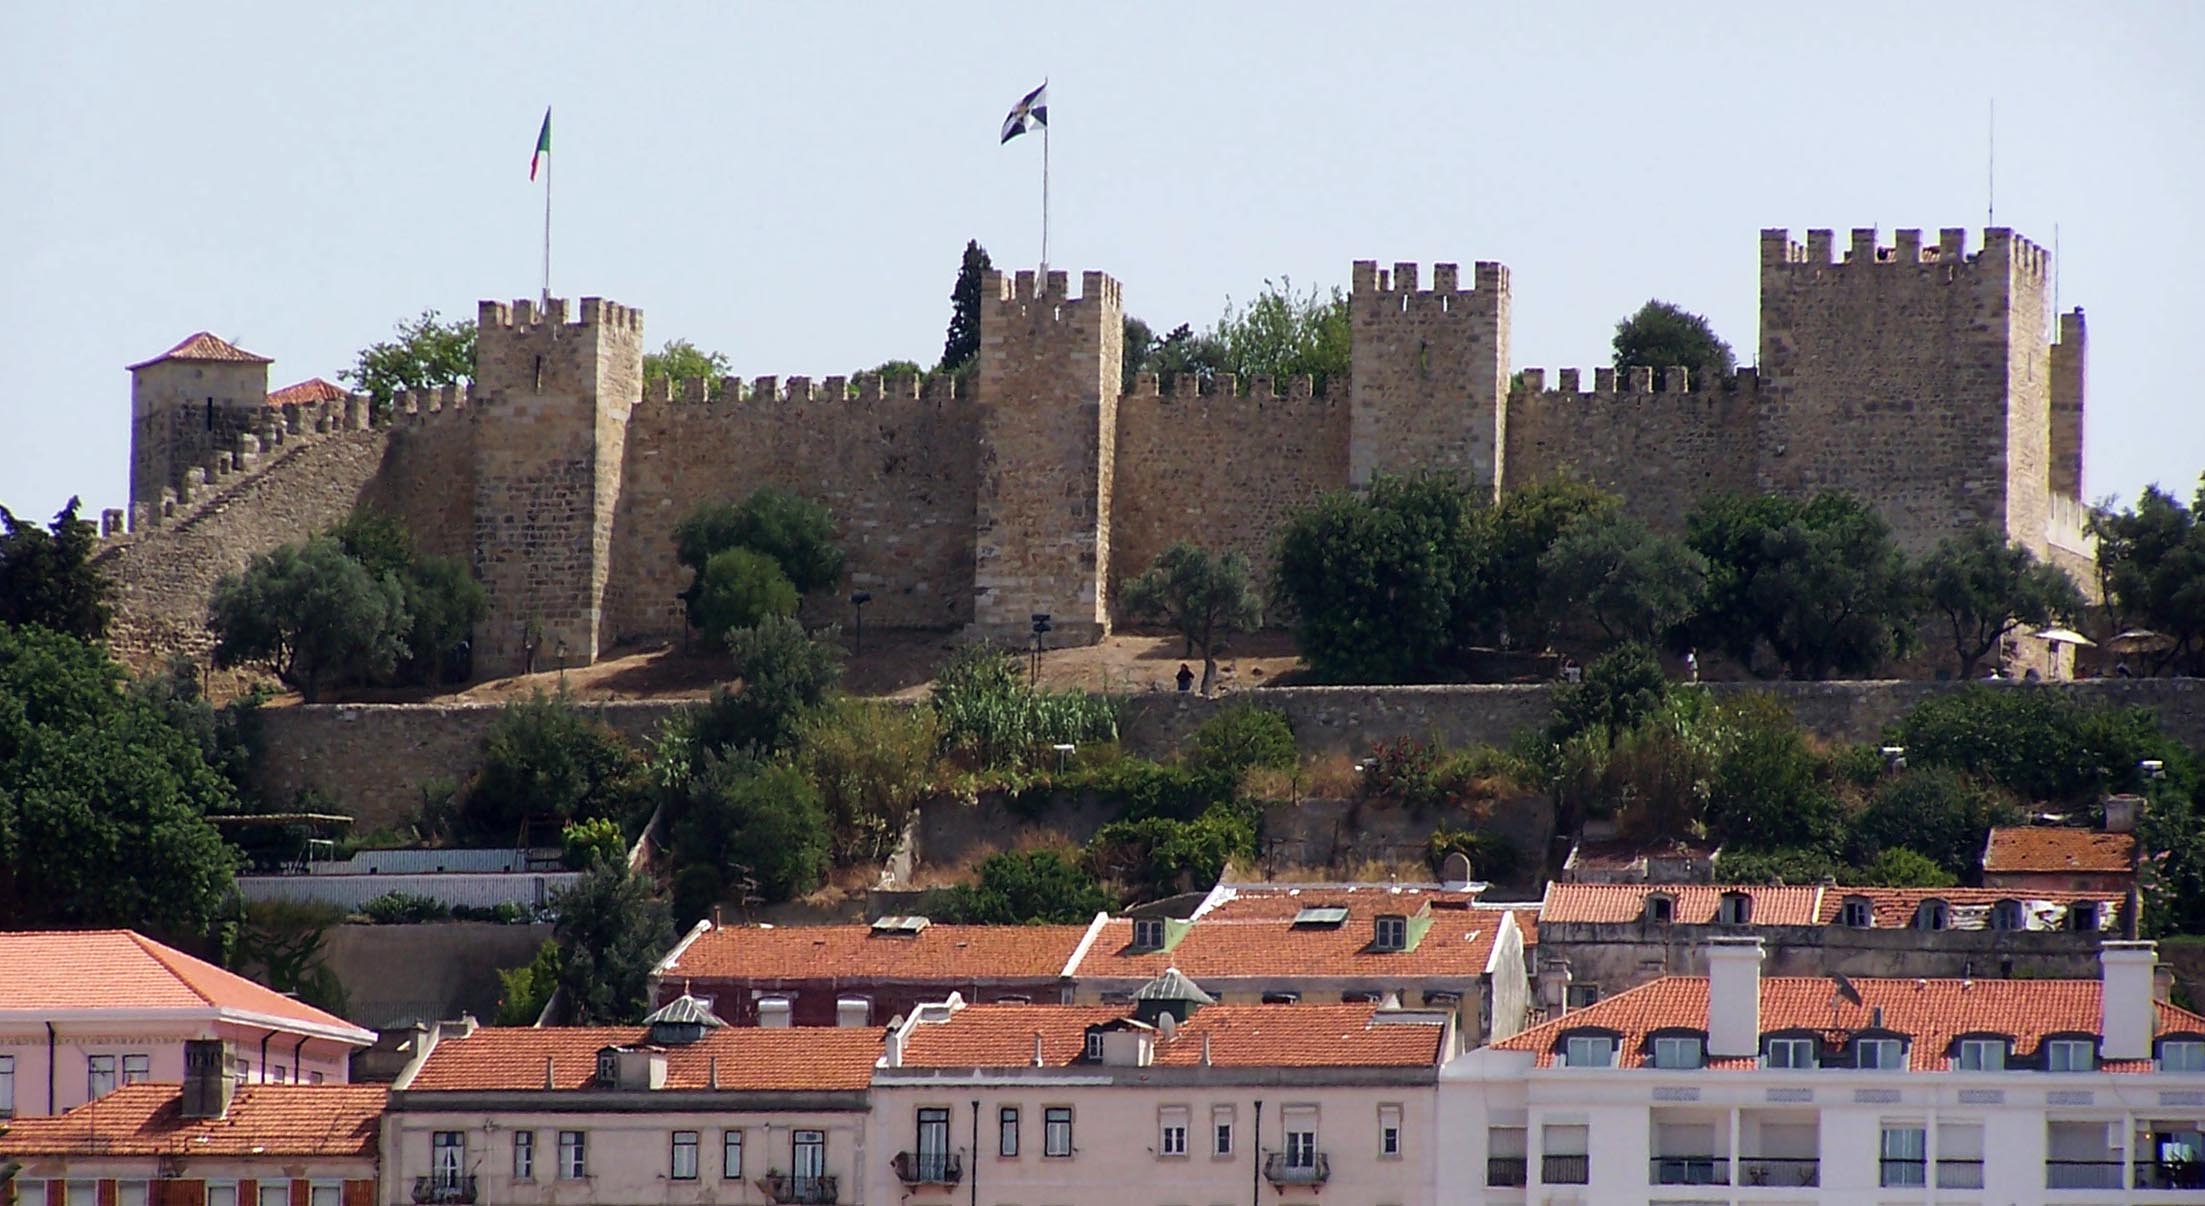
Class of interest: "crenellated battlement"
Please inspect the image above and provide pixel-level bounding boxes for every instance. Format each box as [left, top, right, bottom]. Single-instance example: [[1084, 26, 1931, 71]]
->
[[1760, 226, 2050, 279], [638, 371, 966, 408], [1509, 366, 1759, 397], [1122, 371, 1335, 402], [1349, 260, 1508, 315], [475, 295, 644, 332], [388, 383, 471, 424], [985, 268, 1122, 312]]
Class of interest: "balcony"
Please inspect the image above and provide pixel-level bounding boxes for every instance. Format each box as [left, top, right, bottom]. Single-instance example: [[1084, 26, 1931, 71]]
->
[[2135, 1160, 2205, 1190], [1651, 1156, 1728, 1186], [892, 1152, 963, 1187], [2045, 1159, 2124, 1190], [410, 1177, 476, 1205], [1485, 1155, 1528, 1187], [1739, 1157, 1819, 1188], [1262, 1152, 1330, 1187], [1936, 1158, 1985, 1190], [1540, 1153, 1588, 1185], [757, 1174, 838, 1205]]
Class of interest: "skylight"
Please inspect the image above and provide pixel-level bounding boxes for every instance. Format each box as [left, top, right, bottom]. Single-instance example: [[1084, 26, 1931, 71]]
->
[[1293, 906, 1350, 927]]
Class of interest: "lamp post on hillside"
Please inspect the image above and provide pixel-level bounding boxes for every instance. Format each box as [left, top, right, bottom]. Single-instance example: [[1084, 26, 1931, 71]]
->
[[850, 592, 872, 655], [1029, 613, 1052, 688]]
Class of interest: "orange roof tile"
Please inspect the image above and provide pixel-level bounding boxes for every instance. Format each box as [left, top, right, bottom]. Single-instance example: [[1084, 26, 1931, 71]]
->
[[1565, 837, 1719, 874], [1073, 907, 1506, 981], [896, 1003, 1445, 1070], [1483, 904, 1538, 946], [406, 1025, 880, 1092], [1984, 827, 2137, 874], [0, 1085, 385, 1158], [1495, 975, 2205, 1070], [1196, 885, 1484, 920], [1811, 886, 2120, 928], [1539, 883, 1822, 925], [661, 923, 1090, 983], [0, 931, 372, 1042], [126, 332, 272, 371], [266, 377, 348, 407]]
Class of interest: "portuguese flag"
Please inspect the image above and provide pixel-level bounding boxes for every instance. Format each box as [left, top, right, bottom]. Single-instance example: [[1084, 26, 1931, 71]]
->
[[530, 109, 551, 181]]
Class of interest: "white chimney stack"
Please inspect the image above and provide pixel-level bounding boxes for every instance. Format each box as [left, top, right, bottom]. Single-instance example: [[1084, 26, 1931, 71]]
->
[[1706, 937, 1764, 1059], [2100, 940, 2157, 1061]]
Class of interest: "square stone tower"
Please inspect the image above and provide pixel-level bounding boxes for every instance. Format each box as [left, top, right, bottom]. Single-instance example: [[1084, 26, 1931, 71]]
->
[[126, 333, 274, 515], [973, 268, 1123, 645], [469, 296, 644, 676], [1347, 261, 1511, 494]]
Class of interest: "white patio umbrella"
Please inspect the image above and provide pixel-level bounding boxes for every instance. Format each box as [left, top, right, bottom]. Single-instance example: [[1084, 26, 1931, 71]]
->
[[2034, 626, 2095, 647]]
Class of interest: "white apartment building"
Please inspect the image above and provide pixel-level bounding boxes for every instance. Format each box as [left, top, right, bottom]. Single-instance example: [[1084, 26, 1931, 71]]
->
[[1440, 936, 2205, 1204]]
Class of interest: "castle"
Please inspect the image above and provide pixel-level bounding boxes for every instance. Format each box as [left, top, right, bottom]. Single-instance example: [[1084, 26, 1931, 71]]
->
[[103, 226, 2092, 677]]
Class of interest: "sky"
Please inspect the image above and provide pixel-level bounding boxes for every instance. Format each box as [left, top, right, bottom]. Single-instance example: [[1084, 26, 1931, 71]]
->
[[2, 1, 2200, 522]]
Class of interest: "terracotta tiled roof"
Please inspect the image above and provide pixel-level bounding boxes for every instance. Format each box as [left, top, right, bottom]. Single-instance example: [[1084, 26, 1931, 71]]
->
[[1195, 884, 1484, 920], [1984, 827, 2137, 874], [0, 1085, 385, 1157], [0, 931, 373, 1042], [126, 332, 272, 371], [266, 377, 348, 407], [896, 1003, 1446, 1069], [1483, 904, 1538, 946], [405, 1025, 880, 1092], [1811, 886, 2120, 929], [660, 922, 1091, 982], [1565, 837, 1719, 874], [1538, 883, 1822, 925], [1072, 903, 1507, 981], [1494, 975, 2205, 1070]]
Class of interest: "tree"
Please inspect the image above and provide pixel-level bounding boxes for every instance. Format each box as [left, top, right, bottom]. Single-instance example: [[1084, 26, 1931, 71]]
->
[[1185, 705, 1298, 781], [1612, 299, 1735, 388], [1687, 492, 1916, 678], [1120, 543, 1263, 693], [1212, 278, 1352, 392], [342, 309, 475, 408], [1273, 475, 1483, 683], [1537, 511, 1707, 646], [329, 508, 486, 684], [463, 692, 652, 842], [208, 537, 410, 701], [672, 758, 831, 904], [231, 900, 349, 1015], [705, 615, 846, 756], [690, 548, 799, 647], [495, 939, 561, 1024], [1548, 643, 1669, 744], [1701, 695, 1842, 854], [675, 490, 845, 638], [1887, 686, 2180, 808], [941, 240, 993, 373], [1922, 526, 2087, 677], [1123, 319, 1229, 391], [0, 497, 111, 640], [945, 849, 1113, 923], [1476, 477, 1620, 644], [794, 699, 938, 862], [643, 339, 733, 396], [1847, 766, 2019, 879], [2091, 479, 2205, 675], [549, 863, 676, 1024], [0, 625, 240, 936], [561, 817, 627, 869]]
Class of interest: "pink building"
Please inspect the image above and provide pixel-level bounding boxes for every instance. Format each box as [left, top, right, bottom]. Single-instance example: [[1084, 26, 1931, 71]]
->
[[0, 931, 374, 1118]]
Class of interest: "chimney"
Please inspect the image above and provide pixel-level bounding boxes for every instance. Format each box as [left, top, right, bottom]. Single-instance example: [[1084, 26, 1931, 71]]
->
[[180, 1039, 234, 1120], [1031, 1033, 1045, 1068], [2104, 794, 2143, 834], [1706, 937, 1765, 1059], [2100, 940, 2158, 1061]]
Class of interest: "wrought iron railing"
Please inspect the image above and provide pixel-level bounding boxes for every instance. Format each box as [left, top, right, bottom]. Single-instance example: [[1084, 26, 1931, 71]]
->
[[410, 1176, 476, 1205], [1738, 1156, 1819, 1187], [892, 1152, 963, 1185], [2044, 1159, 2123, 1189], [758, 1174, 837, 1204], [1262, 1152, 1330, 1186], [1540, 1153, 1588, 1184], [1651, 1155, 1728, 1185], [1485, 1155, 1527, 1187]]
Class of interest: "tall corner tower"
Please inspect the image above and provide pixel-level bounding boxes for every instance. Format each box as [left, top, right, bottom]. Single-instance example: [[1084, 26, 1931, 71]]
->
[[126, 333, 275, 514], [469, 295, 645, 676], [972, 268, 1124, 645], [1347, 260, 1510, 495], [1756, 225, 2053, 555]]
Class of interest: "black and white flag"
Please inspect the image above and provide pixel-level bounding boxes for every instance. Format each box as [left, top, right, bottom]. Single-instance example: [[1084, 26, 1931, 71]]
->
[[1000, 82, 1048, 144]]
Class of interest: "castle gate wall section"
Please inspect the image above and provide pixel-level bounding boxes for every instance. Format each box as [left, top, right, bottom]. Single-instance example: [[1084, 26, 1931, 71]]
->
[[1501, 368, 1760, 526], [604, 374, 982, 646], [1348, 261, 1509, 494], [1108, 373, 1350, 612]]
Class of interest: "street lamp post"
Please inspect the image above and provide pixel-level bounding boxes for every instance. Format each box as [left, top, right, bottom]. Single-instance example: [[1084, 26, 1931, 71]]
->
[[850, 592, 873, 655], [1029, 613, 1052, 688]]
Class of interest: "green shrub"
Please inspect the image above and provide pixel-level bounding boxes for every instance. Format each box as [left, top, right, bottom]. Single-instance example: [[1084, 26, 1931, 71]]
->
[[1711, 847, 1844, 885], [1427, 828, 1518, 882], [944, 849, 1114, 923], [1186, 705, 1297, 779], [1847, 766, 2019, 878], [1703, 694, 1841, 853], [930, 645, 1119, 769], [1887, 686, 2190, 807], [672, 758, 831, 903], [1855, 847, 1959, 888], [690, 548, 799, 646], [1549, 642, 1669, 744], [561, 817, 628, 870], [495, 939, 561, 1025], [358, 890, 451, 924], [699, 616, 845, 757], [463, 692, 652, 843], [1086, 804, 1257, 901], [670, 864, 724, 927], [794, 699, 939, 861]]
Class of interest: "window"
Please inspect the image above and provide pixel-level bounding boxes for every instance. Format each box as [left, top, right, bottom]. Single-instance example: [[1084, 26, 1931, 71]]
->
[[1377, 1104, 1402, 1158], [1260, 991, 1301, 1005], [1373, 915, 1407, 951], [1764, 1037, 1817, 1069], [1651, 1035, 1704, 1069], [1159, 1106, 1189, 1157], [1646, 894, 1675, 923], [2069, 901, 2099, 931], [558, 1130, 588, 1180], [0, 1054, 13, 1116], [1562, 1035, 1616, 1068], [723, 1130, 744, 1179], [595, 1049, 619, 1084], [15, 1184, 43, 1206], [917, 1108, 952, 1178], [792, 1130, 826, 1183], [1044, 1107, 1073, 1157], [308, 1185, 340, 1206], [1854, 1038, 1905, 1069], [758, 996, 793, 1028], [1133, 918, 1165, 949], [2044, 1038, 2095, 1071], [257, 1183, 288, 1206], [1879, 1126, 1927, 1187], [999, 1107, 1020, 1157], [1082, 1032, 1105, 1062], [1212, 1106, 1234, 1156], [117, 1182, 148, 1206], [1991, 899, 2023, 930], [1564, 984, 1600, 1009], [86, 1054, 117, 1099], [433, 1131, 466, 1187], [1954, 1038, 2006, 1071], [2160, 1039, 2205, 1072], [1838, 897, 1872, 928], [66, 1182, 95, 1206], [207, 1184, 236, 1206], [836, 997, 871, 1028], [514, 1130, 536, 1180], [310, 1072, 325, 1085], [271, 1066, 287, 1084], [121, 1054, 150, 1085], [235, 1059, 250, 1085], [1540, 1124, 1589, 1185], [1717, 891, 1752, 924], [1284, 1128, 1318, 1169], [1485, 1127, 1528, 1187], [1915, 900, 1949, 931], [671, 1131, 700, 1180]]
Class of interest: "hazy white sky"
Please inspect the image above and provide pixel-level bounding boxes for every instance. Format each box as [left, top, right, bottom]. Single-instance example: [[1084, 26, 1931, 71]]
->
[[2, 1, 2199, 522]]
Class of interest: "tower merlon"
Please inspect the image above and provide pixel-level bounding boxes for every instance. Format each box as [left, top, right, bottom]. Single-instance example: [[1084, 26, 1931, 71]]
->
[[477, 295, 644, 331], [1762, 226, 2039, 274]]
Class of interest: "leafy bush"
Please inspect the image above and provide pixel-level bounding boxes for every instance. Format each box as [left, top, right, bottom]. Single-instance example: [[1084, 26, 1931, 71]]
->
[[1711, 847, 1844, 885], [1272, 475, 1483, 683], [550, 864, 676, 1024], [944, 849, 1115, 923], [561, 817, 628, 870], [1427, 828, 1518, 882], [1185, 705, 1298, 780], [700, 616, 845, 757], [463, 693, 652, 843], [495, 939, 561, 1025], [672, 758, 831, 904], [1086, 804, 1257, 901], [1888, 687, 2183, 807], [794, 699, 939, 861], [1854, 847, 1959, 888], [1847, 766, 2019, 878], [675, 489, 845, 640], [929, 645, 1119, 769], [358, 890, 452, 924], [690, 548, 799, 647], [1549, 643, 1669, 744], [1702, 694, 1841, 854]]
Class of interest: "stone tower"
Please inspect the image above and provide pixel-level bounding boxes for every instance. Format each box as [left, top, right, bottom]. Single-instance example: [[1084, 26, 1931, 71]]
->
[[468, 296, 645, 676], [1348, 261, 1511, 494], [973, 269, 1124, 645], [126, 333, 274, 516], [1756, 227, 2064, 556]]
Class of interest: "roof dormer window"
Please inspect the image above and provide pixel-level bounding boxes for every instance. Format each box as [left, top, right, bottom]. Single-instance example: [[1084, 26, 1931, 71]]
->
[[1082, 1032, 1105, 1063], [1373, 914, 1408, 951], [2068, 901, 2100, 932], [2042, 1037, 2096, 1072], [1953, 1037, 2008, 1071], [1560, 1033, 1618, 1068], [1717, 892, 1752, 925], [1648, 1034, 1705, 1070], [1132, 918, 1165, 951], [1763, 1036, 1818, 1069], [1646, 893, 1675, 924], [1914, 900, 1949, 931], [595, 1048, 619, 1087], [1838, 897, 1872, 929], [1990, 900, 2024, 931], [1852, 1037, 1906, 1070]]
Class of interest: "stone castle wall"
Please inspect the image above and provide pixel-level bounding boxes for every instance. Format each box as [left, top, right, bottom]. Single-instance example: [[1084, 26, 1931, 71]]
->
[[1347, 260, 1510, 492], [1109, 372, 1349, 604], [1502, 368, 1760, 526]]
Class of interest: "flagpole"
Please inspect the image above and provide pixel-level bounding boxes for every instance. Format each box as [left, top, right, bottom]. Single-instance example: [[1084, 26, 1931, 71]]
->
[[542, 136, 553, 306], [1040, 116, 1050, 275]]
